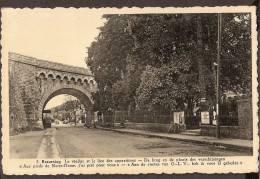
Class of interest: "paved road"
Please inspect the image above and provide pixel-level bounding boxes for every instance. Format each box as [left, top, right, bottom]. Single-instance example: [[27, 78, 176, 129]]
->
[[10, 126, 252, 158]]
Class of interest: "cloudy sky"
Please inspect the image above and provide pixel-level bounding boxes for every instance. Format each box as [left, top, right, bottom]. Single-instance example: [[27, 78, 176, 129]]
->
[[2, 8, 106, 109]]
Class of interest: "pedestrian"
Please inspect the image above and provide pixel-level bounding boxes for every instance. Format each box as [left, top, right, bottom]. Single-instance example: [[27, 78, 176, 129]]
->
[[173, 123, 180, 134], [168, 121, 180, 134], [168, 121, 174, 134]]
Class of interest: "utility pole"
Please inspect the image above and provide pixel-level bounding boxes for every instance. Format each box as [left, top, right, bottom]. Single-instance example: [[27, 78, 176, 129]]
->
[[197, 15, 207, 104], [216, 13, 222, 138]]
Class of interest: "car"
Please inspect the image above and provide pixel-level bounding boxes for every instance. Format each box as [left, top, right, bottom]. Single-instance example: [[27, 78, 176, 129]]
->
[[43, 117, 52, 128], [63, 119, 69, 124]]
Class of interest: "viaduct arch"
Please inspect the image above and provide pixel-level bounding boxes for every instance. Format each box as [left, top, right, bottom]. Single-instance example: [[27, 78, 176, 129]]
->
[[9, 52, 97, 131]]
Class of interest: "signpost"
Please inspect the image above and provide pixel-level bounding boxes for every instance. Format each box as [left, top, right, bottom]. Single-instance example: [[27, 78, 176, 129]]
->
[[173, 111, 185, 124], [201, 111, 210, 125], [43, 110, 51, 113]]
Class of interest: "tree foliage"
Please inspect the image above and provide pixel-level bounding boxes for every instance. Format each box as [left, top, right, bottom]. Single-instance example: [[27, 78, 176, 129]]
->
[[50, 97, 79, 112], [86, 13, 252, 116], [87, 15, 134, 112]]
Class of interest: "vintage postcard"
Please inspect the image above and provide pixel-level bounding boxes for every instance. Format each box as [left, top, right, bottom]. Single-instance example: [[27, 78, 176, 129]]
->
[[1, 7, 258, 175]]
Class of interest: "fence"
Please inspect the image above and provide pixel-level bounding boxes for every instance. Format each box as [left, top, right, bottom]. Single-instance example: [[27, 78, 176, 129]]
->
[[129, 110, 173, 124], [185, 116, 200, 129], [101, 103, 239, 127]]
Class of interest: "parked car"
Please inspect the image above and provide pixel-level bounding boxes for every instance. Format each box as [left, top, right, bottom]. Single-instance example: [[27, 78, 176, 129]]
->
[[63, 119, 69, 124], [43, 117, 52, 128]]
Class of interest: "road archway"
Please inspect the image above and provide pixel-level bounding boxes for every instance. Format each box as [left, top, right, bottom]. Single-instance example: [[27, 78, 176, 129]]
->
[[9, 53, 97, 131], [38, 83, 94, 127]]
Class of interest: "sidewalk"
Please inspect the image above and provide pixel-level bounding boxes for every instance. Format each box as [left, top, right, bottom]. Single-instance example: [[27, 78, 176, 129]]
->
[[98, 127, 253, 151], [10, 129, 46, 159]]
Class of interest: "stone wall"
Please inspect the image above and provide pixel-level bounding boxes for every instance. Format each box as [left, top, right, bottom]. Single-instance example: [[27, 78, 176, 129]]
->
[[124, 123, 171, 132], [123, 122, 186, 133], [237, 99, 253, 140], [9, 52, 96, 132], [201, 125, 240, 138], [9, 59, 38, 133], [201, 98, 253, 140], [9, 52, 92, 76]]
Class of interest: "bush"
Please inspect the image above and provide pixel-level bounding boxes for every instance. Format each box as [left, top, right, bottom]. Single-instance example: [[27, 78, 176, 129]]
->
[[100, 122, 114, 128], [129, 110, 172, 124]]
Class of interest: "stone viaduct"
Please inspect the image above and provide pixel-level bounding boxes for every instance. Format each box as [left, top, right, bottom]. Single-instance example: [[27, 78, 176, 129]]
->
[[9, 52, 97, 132]]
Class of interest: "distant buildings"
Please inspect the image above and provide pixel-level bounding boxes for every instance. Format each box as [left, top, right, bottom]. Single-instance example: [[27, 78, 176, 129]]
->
[[51, 103, 87, 124]]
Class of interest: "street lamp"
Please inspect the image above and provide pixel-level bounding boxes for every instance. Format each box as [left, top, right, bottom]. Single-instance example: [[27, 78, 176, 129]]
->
[[216, 13, 222, 138], [74, 108, 77, 125]]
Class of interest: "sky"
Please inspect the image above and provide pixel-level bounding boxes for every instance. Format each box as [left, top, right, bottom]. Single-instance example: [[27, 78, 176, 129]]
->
[[2, 9, 107, 109], [45, 95, 78, 110]]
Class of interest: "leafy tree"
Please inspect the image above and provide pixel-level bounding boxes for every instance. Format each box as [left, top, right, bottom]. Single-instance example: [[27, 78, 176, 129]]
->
[[87, 13, 251, 119], [220, 14, 251, 95], [136, 62, 200, 114], [126, 14, 203, 113], [87, 15, 134, 113], [64, 95, 79, 112], [127, 13, 251, 113], [50, 96, 79, 113]]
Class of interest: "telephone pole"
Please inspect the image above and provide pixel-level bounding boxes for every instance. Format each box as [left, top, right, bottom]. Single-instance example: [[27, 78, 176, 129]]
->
[[216, 13, 222, 138]]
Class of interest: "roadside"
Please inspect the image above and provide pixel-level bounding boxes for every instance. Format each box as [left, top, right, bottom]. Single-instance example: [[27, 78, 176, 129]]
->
[[10, 127, 62, 159], [97, 127, 253, 152], [10, 129, 46, 158], [9, 126, 252, 159], [36, 128, 61, 158], [51, 122, 85, 128], [54, 127, 252, 157]]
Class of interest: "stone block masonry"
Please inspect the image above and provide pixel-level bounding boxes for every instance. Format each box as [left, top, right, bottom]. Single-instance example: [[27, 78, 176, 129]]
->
[[237, 99, 253, 140], [9, 52, 96, 133], [9, 59, 37, 133], [9, 52, 92, 76]]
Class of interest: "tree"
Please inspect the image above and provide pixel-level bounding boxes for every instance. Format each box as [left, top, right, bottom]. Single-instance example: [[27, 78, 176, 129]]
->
[[87, 15, 134, 113], [136, 62, 200, 114], [126, 14, 203, 113], [64, 95, 78, 111], [220, 14, 252, 95], [87, 13, 252, 119], [127, 13, 251, 114], [64, 111, 71, 120]]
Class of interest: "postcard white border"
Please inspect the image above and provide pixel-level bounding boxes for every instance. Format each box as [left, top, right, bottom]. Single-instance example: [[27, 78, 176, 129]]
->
[[1, 6, 258, 175]]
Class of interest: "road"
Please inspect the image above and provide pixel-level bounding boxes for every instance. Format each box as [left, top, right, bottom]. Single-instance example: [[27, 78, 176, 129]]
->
[[10, 125, 252, 159]]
